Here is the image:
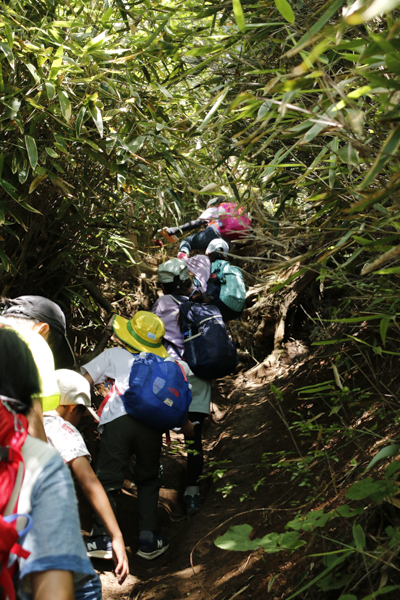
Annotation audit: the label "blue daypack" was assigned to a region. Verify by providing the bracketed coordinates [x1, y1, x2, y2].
[210, 259, 246, 315]
[121, 353, 192, 430]
[172, 297, 238, 380]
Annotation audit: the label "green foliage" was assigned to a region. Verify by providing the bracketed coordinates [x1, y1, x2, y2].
[214, 524, 306, 552]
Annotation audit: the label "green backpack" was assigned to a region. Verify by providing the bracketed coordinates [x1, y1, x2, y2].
[210, 259, 246, 314]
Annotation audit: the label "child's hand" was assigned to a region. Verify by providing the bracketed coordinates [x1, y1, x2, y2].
[180, 418, 195, 437]
[112, 536, 129, 584]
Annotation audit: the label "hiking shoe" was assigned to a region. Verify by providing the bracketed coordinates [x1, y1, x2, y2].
[85, 535, 113, 559]
[137, 534, 169, 560]
[184, 493, 201, 516]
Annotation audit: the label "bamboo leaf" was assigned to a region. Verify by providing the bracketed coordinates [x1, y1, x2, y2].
[58, 90, 72, 123]
[25, 136, 38, 170]
[0, 42, 15, 70]
[288, 0, 346, 56]
[199, 87, 229, 131]
[275, 0, 295, 23]
[380, 315, 391, 344]
[29, 174, 48, 194]
[49, 45, 63, 80]
[360, 586, 400, 600]
[352, 523, 365, 551]
[359, 126, 400, 190]
[366, 445, 400, 471]
[0, 248, 10, 272]
[45, 147, 59, 158]
[232, 0, 246, 33]
[45, 82, 56, 100]
[0, 178, 19, 201]
[76, 107, 86, 138]
[18, 163, 29, 184]
[19, 201, 42, 214]
[89, 104, 103, 137]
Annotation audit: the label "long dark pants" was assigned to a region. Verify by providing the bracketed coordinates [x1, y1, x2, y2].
[179, 226, 222, 255]
[184, 412, 207, 487]
[92, 414, 162, 535]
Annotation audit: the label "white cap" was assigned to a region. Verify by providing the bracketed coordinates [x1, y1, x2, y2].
[205, 238, 230, 256]
[55, 369, 99, 422]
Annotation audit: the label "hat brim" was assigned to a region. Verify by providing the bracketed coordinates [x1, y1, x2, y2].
[112, 315, 169, 358]
[52, 333, 76, 370]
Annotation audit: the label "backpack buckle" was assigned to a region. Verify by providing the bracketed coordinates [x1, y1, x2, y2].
[0, 446, 15, 463]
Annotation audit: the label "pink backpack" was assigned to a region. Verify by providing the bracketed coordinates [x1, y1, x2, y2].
[212, 203, 251, 240]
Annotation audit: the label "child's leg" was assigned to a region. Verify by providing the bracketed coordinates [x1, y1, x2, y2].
[91, 414, 137, 536]
[131, 421, 163, 532]
[185, 412, 207, 486]
[179, 227, 221, 256]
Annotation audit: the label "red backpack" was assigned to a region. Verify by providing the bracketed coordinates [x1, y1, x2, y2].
[0, 399, 31, 600]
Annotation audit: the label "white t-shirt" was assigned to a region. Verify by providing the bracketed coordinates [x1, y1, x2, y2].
[81, 347, 138, 431]
[43, 411, 91, 464]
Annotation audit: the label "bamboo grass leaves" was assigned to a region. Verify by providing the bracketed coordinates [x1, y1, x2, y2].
[275, 0, 295, 23]
[1, 0, 400, 296]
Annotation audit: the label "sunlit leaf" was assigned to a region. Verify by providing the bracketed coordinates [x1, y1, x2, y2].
[89, 104, 103, 137]
[49, 45, 63, 80]
[275, 0, 295, 24]
[45, 82, 56, 100]
[232, 0, 246, 33]
[58, 90, 72, 123]
[25, 136, 38, 170]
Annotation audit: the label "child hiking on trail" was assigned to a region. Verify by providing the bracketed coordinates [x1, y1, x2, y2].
[43, 369, 128, 582]
[152, 259, 213, 516]
[0, 325, 101, 600]
[81, 311, 190, 560]
[205, 238, 247, 321]
[1, 295, 75, 442]
[160, 199, 251, 258]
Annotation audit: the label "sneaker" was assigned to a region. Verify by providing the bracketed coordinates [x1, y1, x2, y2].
[184, 493, 201, 516]
[85, 535, 113, 559]
[137, 534, 169, 560]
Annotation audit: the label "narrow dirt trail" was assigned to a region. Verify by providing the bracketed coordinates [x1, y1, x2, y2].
[80, 349, 319, 600]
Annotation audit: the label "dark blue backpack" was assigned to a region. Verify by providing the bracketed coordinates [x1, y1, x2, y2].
[121, 353, 192, 430]
[172, 297, 238, 380]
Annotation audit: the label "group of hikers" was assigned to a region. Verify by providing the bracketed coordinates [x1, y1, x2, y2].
[0, 199, 251, 600]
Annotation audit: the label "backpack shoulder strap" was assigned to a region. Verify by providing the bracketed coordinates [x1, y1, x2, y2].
[170, 294, 189, 306]
[170, 295, 182, 306]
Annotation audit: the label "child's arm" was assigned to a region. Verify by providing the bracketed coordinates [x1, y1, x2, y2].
[164, 218, 203, 236]
[70, 456, 129, 584]
[82, 372, 94, 385]
[31, 570, 74, 600]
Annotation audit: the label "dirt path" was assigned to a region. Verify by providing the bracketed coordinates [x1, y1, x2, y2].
[78, 339, 400, 600]
[78, 348, 319, 600]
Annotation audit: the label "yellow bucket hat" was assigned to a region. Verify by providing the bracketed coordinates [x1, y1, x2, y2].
[112, 311, 169, 358]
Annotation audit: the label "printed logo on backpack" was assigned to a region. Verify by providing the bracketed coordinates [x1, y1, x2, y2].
[120, 353, 192, 430]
